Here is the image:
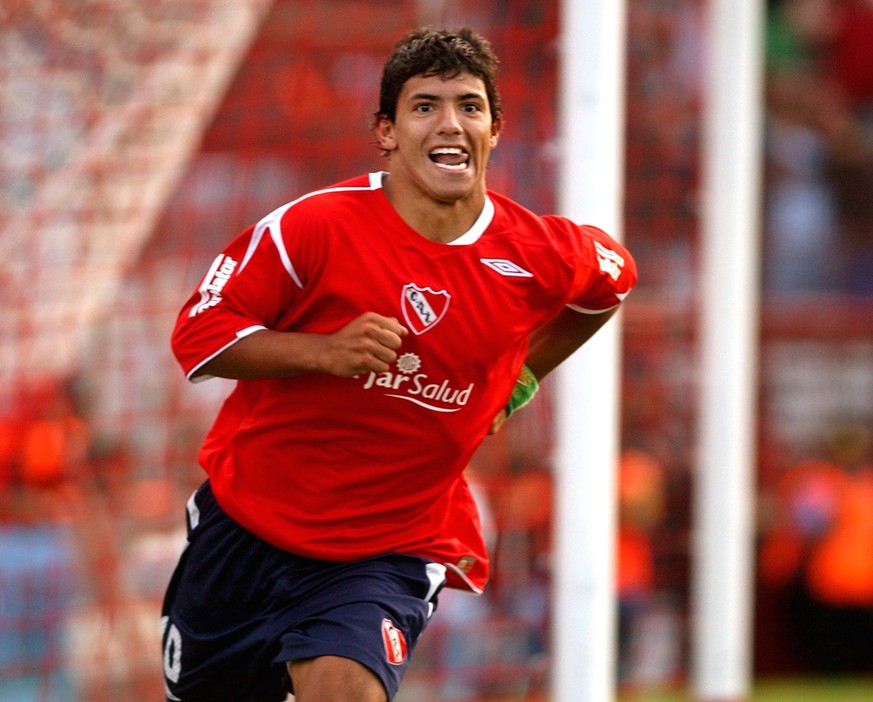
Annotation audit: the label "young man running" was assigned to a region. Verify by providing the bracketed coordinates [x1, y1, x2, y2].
[162, 26, 637, 702]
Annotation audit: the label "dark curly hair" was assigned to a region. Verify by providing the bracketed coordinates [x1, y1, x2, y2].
[375, 27, 503, 124]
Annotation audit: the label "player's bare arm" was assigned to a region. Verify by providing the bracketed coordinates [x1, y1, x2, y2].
[488, 306, 619, 434]
[195, 312, 408, 380]
[524, 306, 619, 381]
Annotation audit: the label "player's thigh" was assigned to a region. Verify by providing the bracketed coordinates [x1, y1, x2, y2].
[288, 655, 387, 702]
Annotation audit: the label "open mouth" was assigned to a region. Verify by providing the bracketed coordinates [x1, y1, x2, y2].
[429, 147, 469, 171]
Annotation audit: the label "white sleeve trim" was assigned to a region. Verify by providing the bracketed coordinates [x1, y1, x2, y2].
[566, 302, 620, 314]
[186, 325, 267, 382]
[567, 289, 631, 314]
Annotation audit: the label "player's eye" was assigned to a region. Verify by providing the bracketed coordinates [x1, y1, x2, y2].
[415, 103, 434, 113]
[460, 103, 480, 113]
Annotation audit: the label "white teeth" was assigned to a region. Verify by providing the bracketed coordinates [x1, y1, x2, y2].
[429, 147, 469, 170]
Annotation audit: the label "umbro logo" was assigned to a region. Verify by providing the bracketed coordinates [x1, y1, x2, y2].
[480, 258, 533, 278]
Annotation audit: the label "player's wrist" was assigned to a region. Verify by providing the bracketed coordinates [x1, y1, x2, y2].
[505, 364, 538, 418]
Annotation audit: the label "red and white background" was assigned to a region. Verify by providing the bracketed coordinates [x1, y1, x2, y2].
[2, 1, 872, 700]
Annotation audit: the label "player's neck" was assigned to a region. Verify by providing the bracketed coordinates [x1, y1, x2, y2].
[382, 175, 487, 244]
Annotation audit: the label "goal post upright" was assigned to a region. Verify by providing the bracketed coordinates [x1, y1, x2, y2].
[691, 0, 765, 699]
[553, 1, 627, 700]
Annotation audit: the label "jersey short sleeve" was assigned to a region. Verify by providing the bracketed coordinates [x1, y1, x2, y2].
[171, 210, 306, 380]
[542, 215, 637, 313]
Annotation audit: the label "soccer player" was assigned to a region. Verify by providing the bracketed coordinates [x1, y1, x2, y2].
[162, 26, 637, 702]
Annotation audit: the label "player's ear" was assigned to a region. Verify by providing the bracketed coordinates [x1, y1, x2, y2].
[490, 115, 504, 148]
[375, 115, 398, 152]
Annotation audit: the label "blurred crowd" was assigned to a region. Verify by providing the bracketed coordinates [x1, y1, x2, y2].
[0, 379, 187, 700]
[764, 0, 873, 294]
[758, 423, 873, 674]
[753, 0, 873, 676]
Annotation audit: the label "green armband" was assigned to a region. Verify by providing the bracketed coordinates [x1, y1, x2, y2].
[505, 364, 539, 418]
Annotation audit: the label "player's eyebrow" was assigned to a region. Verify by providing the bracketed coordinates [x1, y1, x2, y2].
[408, 91, 486, 103]
[409, 92, 440, 102]
[456, 92, 486, 103]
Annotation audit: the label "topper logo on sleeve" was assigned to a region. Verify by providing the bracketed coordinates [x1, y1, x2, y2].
[401, 283, 450, 334]
[189, 254, 238, 316]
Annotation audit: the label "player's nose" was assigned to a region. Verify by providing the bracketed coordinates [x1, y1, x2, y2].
[436, 106, 462, 135]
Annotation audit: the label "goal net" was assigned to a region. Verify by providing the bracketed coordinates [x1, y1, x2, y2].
[1, 0, 271, 393]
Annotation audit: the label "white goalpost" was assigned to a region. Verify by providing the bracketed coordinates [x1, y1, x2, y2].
[554, 0, 764, 700]
[691, 0, 764, 700]
[553, 1, 627, 700]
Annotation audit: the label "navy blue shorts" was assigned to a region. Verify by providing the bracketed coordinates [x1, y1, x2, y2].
[160, 482, 446, 702]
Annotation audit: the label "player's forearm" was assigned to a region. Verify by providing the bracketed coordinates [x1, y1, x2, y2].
[194, 329, 330, 380]
[524, 306, 618, 380]
[193, 312, 408, 381]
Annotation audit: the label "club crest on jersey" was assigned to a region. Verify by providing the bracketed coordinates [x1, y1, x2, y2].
[401, 283, 450, 335]
[382, 619, 408, 666]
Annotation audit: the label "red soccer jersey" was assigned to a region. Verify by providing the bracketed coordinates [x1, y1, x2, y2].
[172, 172, 637, 591]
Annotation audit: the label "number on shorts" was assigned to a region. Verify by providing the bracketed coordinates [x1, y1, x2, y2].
[161, 616, 182, 683]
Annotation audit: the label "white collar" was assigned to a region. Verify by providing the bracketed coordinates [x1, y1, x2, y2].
[371, 171, 493, 245]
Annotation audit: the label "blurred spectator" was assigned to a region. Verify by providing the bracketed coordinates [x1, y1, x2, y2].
[18, 389, 89, 494]
[410, 466, 550, 700]
[764, 0, 873, 294]
[0, 380, 87, 701]
[498, 466, 552, 664]
[764, 0, 839, 292]
[617, 450, 665, 599]
[0, 380, 90, 522]
[615, 448, 679, 691]
[816, 1, 873, 295]
[759, 422, 873, 674]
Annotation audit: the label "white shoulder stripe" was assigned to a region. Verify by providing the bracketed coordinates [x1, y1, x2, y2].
[237, 174, 385, 285]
